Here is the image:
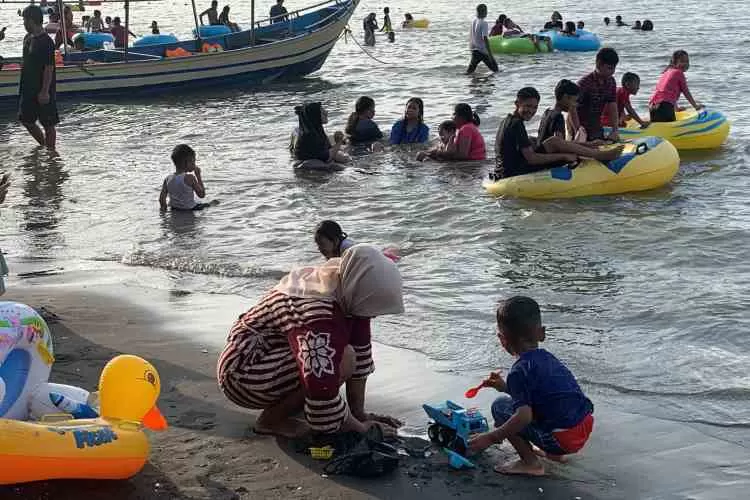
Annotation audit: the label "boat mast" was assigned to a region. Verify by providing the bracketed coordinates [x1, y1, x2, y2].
[250, 0, 254, 46]
[189, 0, 201, 49]
[124, 0, 129, 60]
[56, 0, 67, 57]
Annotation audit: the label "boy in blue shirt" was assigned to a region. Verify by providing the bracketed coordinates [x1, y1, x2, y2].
[468, 296, 594, 476]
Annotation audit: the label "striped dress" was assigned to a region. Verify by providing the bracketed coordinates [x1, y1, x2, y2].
[217, 290, 374, 433]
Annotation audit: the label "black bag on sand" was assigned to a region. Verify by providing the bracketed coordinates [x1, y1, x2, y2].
[295, 426, 401, 478]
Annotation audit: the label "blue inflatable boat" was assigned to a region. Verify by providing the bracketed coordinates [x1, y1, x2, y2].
[193, 25, 232, 37]
[72, 32, 115, 50]
[133, 34, 179, 47]
[538, 29, 601, 52]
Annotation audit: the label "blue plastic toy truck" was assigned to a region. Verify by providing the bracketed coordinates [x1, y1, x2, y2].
[422, 400, 489, 466]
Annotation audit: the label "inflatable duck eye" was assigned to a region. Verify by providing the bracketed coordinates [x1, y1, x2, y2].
[144, 371, 156, 386]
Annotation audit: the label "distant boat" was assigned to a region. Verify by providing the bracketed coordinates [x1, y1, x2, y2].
[0, 0, 358, 105]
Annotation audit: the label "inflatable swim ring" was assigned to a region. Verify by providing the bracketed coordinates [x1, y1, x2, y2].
[72, 32, 115, 50]
[482, 137, 679, 199]
[404, 19, 429, 29]
[0, 302, 54, 420]
[0, 302, 96, 421]
[538, 29, 601, 52]
[194, 25, 232, 37]
[610, 109, 730, 151]
[133, 34, 179, 47]
[489, 35, 551, 55]
[0, 354, 167, 485]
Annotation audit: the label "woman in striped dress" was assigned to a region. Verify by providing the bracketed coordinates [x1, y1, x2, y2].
[217, 244, 404, 438]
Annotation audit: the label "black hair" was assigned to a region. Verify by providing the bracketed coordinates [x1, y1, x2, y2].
[476, 4, 487, 18]
[603, 17, 610, 24]
[577, 20, 584, 28]
[113, 16, 122, 24]
[315, 220, 347, 244]
[345, 96, 376, 136]
[171, 144, 195, 166]
[641, 19, 653, 31]
[564, 21, 576, 33]
[22, 5, 43, 25]
[551, 11, 562, 20]
[554, 79, 579, 100]
[497, 14, 507, 25]
[615, 15, 622, 21]
[596, 47, 619, 66]
[405, 13, 413, 20]
[438, 120, 456, 133]
[403, 97, 424, 123]
[622, 72, 640, 86]
[454, 103, 480, 126]
[496, 296, 542, 344]
[93, 9, 101, 16]
[516, 86, 541, 102]
[664, 49, 688, 72]
[384, 7, 389, 14]
[211, 0, 218, 6]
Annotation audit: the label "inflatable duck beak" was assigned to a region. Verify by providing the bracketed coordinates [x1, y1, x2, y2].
[142, 405, 168, 431]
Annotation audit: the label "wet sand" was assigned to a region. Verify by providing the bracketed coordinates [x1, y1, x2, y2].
[1, 267, 748, 499]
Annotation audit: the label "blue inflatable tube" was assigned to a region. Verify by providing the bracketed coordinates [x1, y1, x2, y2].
[538, 29, 601, 52]
[72, 32, 115, 50]
[133, 34, 179, 47]
[193, 25, 232, 37]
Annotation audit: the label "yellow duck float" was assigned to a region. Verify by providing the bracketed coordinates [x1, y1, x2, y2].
[0, 354, 167, 485]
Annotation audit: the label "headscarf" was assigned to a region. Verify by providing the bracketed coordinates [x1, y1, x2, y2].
[274, 244, 404, 317]
[294, 102, 330, 161]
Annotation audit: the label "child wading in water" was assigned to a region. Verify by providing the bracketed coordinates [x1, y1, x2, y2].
[315, 220, 399, 262]
[648, 50, 703, 122]
[159, 144, 214, 211]
[416, 120, 456, 161]
[468, 296, 594, 476]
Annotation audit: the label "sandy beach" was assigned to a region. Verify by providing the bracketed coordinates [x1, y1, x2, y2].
[0, 264, 748, 500]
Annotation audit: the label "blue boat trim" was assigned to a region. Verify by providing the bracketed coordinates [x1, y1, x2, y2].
[606, 153, 635, 174]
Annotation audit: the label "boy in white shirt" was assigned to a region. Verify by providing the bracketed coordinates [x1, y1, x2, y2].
[467, 4, 498, 74]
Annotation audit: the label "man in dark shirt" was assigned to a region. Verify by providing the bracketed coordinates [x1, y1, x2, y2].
[571, 47, 620, 141]
[494, 87, 577, 179]
[19, 6, 59, 149]
[270, 0, 289, 23]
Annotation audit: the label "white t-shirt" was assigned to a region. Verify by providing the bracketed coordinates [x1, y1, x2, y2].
[470, 17, 489, 53]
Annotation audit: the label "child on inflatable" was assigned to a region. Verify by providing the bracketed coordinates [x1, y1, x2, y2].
[492, 85, 622, 179]
[648, 50, 703, 122]
[602, 72, 648, 128]
[467, 296, 594, 476]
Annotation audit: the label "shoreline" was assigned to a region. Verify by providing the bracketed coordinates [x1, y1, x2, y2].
[1, 265, 749, 498]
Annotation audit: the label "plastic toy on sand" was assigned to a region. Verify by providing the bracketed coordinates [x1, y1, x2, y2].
[423, 400, 489, 468]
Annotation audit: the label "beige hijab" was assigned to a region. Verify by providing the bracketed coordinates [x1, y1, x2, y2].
[274, 244, 404, 317]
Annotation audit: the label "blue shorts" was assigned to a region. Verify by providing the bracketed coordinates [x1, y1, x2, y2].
[491, 395, 567, 456]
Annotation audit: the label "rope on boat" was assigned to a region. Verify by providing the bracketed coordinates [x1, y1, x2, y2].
[342, 26, 389, 65]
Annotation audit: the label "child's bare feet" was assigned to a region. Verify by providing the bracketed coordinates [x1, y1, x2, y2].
[495, 458, 546, 476]
[533, 448, 569, 463]
[596, 145, 624, 161]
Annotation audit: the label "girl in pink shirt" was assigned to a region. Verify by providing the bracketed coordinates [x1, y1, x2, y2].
[649, 50, 703, 122]
[433, 103, 486, 161]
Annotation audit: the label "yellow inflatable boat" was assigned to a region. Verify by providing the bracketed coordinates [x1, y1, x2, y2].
[404, 18, 430, 28]
[0, 355, 167, 485]
[614, 109, 729, 150]
[482, 137, 679, 199]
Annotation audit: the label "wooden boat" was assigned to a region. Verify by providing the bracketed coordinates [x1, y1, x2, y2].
[0, 0, 358, 104]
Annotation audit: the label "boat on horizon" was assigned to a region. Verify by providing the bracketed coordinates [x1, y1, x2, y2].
[0, 0, 359, 106]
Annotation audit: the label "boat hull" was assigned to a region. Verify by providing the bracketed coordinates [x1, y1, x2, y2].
[0, 0, 356, 104]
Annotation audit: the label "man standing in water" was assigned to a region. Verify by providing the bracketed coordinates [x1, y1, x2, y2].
[19, 5, 59, 149]
[270, 0, 289, 23]
[467, 4, 498, 74]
